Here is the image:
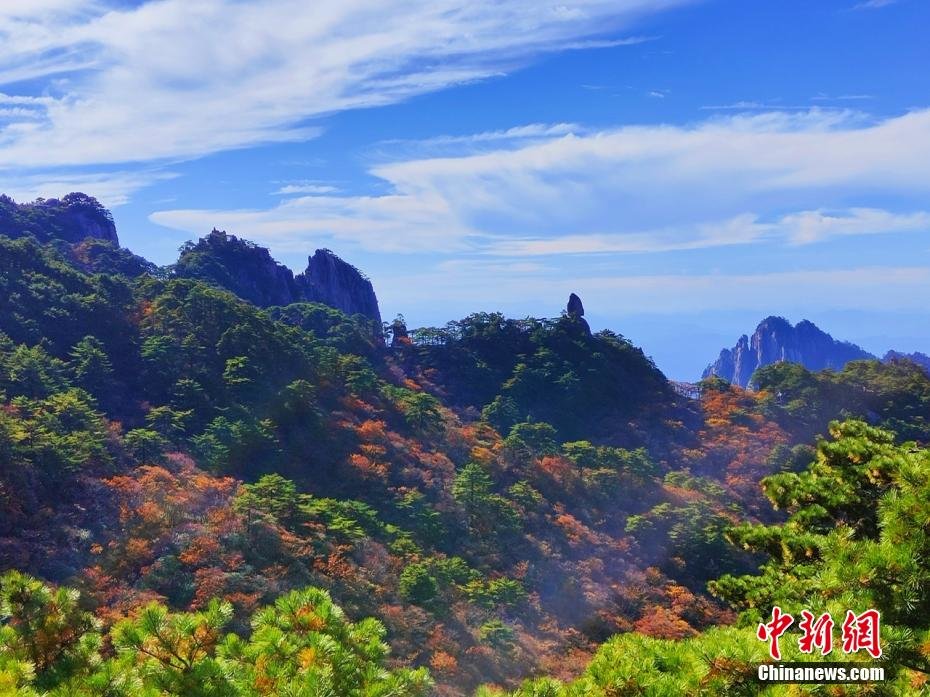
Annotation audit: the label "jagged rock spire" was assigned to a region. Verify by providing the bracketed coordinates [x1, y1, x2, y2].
[567, 292, 585, 318]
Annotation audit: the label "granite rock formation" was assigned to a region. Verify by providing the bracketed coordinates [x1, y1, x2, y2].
[0, 193, 119, 245]
[173, 230, 383, 326]
[566, 292, 591, 334]
[295, 249, 383, 327]
[704, 316, 875, 388]
[174, 229, 298, 307]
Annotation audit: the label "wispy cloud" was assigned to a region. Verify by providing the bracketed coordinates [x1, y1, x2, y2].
[273, 182, 339, 196]
[779, 208, 930, 244]
[559, 35, 657, 50]
[481, 209, 930, 255]
[811, 92, 875, 101]
[0, 169, 177, 207]
[853, 0, 898, 9]
[151, 109, 930, 257]
[701, 101, 825, 111]
[380, 123, 582, 149]
[0, 0, 694, 173]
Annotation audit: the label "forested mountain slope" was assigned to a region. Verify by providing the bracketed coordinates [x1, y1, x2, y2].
[2, 194, 930, 695]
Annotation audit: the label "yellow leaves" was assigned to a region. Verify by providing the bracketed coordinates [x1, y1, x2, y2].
[295, 606, 326, 632]
[298, 647, 317, 670]
[469, 445, 496, 465]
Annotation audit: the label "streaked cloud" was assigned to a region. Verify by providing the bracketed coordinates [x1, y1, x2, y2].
[152, 109, 930, 256]
[273, 182, 339, 196]
[853, 0, 899, 9]
[0, 169, 177, 207]
[0, 0, 694, 171]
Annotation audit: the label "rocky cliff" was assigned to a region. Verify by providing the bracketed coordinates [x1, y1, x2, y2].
[0, 192, 119, 245]
[295, 249, 382, 327]
[704, 316, 875, 387]
[174, 229, 299, 306]
[174, 230, 383, 326]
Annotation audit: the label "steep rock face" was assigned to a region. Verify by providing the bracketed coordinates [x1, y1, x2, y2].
[173, 232, 383, 328]
[0, 193, 118, 245]
[704, 316, 875, 387]
[174, 229, 298, 307]
[295, 249, 383, 326]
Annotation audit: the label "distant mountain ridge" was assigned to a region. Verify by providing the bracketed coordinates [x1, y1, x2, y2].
[704, 316, 875, 387]
[883, 350, 930, 371]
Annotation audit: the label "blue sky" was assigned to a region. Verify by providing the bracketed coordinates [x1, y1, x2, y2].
[1, 0, 929, 380]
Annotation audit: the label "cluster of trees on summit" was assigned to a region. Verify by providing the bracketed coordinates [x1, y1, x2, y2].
[2, 200, 930, 695]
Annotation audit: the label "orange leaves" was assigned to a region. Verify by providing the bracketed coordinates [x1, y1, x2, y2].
[312, 545, 354, 580]
[633, 606, 697, 639]
[429, 650, 459, 675]
[349, 453, 388, 479]
[551, 506, 600, 547]
[123, 537, 153, 567]
[537, 455, 574, 481]
[191, 567, 226, 609]
[357, 419, 388, 442]
[179, 536, 221, 566]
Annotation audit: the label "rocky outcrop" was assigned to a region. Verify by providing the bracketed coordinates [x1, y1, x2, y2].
[174, 229, 299, 307]
[567, 293, 585, 318]
[173, 230, 383, 328]
[390, 316, 410, 348]
[565, 292, 591, 334]
[884, 350, 930, 372]
[704, 316, 875, 387]
[0, 192, 118, 245]
[295, 249, 382, 327]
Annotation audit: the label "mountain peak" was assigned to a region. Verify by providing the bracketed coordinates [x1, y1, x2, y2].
[173, 231, 382, 327]
[703, 317, 875, 387]
[296, 248, 383, 327]
[175, 229, 298, 306]
[0, 192, 118, 246]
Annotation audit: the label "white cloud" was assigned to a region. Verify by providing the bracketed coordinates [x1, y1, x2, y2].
[701, 101, 823, 110]
[0, 0, 693, 170]
[151, 109, 930, 256]
[151, 189, 474, 254]
[486, 208, 930, 255]
[273, 182, 339, 196]
[484, 214, 768, 255]
[380, 123, 582, 150]
[779, 208, 930, 245]
[0, 169, 176, 207]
